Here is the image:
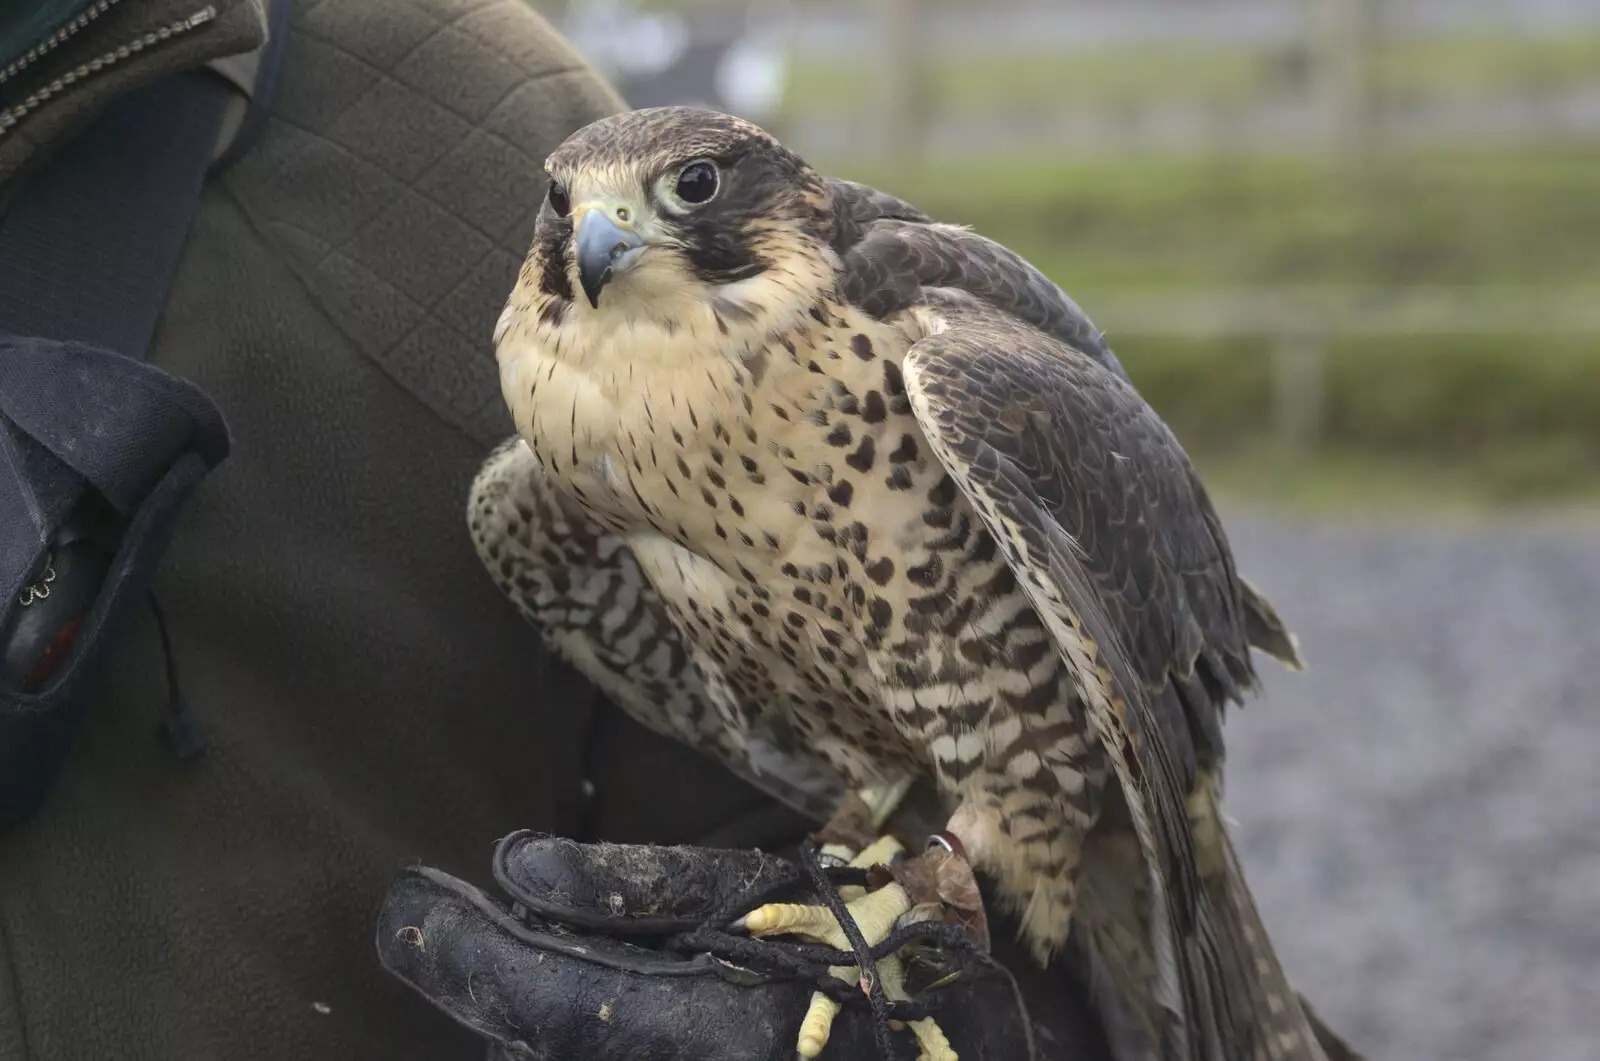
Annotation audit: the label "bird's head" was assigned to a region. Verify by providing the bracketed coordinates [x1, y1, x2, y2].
[514, 107, 838, 334]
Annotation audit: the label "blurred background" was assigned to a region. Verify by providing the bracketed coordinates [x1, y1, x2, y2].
[532, 2, 1598, 1059]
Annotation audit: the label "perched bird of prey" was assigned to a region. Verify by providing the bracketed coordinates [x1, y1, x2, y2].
[471, 105, 1347, 1061]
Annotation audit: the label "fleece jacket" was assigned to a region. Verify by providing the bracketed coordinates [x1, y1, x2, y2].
[0, 2, 810, 1057]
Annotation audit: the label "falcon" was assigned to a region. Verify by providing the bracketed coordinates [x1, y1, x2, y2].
[473, 105, 1345, 1061]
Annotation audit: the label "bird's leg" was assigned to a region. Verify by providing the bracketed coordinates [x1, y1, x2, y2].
[860, 776, 917, 831]
[941, 800, 1003, 873]
[735, 834, 958, 1061]
[812, 777, 917, 860]
[944, 775, 1097, 968]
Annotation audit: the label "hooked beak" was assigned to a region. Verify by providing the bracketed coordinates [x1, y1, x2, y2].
[575, 206, 646, 308]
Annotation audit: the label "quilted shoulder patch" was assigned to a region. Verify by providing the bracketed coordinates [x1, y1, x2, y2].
[224, 0, 626, 443]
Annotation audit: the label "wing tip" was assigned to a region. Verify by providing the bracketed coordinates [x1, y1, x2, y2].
[1238, 576, 1307, 673]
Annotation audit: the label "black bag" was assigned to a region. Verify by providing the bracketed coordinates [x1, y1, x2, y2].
[0, 0, 291, 832]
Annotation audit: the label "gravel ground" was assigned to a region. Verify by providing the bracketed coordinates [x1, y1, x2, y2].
[1216, 511, 1600, 1061]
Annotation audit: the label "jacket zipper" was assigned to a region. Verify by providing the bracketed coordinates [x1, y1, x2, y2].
[0, 4, 217, 137]
[0, 0, 125, 88]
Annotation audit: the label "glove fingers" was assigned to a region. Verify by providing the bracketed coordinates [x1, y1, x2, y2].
[378, 865, 828, 1061]
[378, 857, 1078, 1061]
[493, 830, 801, 935]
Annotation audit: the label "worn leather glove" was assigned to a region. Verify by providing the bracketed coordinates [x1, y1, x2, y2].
[376, 830, 1113, 1061]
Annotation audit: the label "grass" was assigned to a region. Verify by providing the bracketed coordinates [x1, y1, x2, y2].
[1194, 448, 1600, 521]
[815, 148, 1600, 290]
[806, 146, 1600, 507]
[1379, 32, 1600, 99]
[1126, 335, 1600, 506]
[778, 33, 1600, 119]
[782, 47, 1266, 116]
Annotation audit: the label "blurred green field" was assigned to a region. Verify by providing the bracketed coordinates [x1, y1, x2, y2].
[828, 149, 1600, 288]
[813, 147, 1600, 506]
[778, 33, 1600, 117]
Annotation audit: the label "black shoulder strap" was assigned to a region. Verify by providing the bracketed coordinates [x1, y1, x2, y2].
[0, 67, 234, 354]
[0, 0, 294, 347]
[0, 0, 291, 829]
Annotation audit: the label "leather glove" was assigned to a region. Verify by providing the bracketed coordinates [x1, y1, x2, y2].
[375, 830, 1113, 1060]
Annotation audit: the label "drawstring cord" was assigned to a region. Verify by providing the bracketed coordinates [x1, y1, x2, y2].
[148, 591, 204, 761]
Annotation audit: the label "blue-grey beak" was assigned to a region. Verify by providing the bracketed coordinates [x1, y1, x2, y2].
[576, 209, 645, 308]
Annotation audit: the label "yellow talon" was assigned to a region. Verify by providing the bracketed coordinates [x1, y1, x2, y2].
[837, 835, 904, 901]
[797, 991, 841, 1057]
[739, 882, 911, 951]
[819, 840, 865, 902]
[908, 1015, 958, 1061]
[740, 901, 841, 940]
[879, 955, 958, 1061]
[741, 832, 955, 1060]
[850, 834, 905, 870]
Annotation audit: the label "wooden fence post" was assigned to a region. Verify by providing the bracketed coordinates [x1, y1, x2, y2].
[1315, 0, 1378, 168]
[1273, 332, 1328, 455]
[877, 0, 925, 168]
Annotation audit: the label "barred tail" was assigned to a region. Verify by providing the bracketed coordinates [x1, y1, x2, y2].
[1189, 779, 1362, 1061]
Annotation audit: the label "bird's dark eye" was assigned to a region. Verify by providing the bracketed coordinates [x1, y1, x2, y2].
[546, 178, 570, 217]
[674, 161, 719, 206]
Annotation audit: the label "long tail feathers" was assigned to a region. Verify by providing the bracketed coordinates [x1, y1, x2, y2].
[1299, 992, 1369, 1061]
[1073, 821, 1176, 1061]
[1053, 779, 1363, 1061]
[1188, 779, 1349, 1061]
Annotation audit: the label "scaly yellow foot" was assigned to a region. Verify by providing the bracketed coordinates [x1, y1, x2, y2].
[735, 836, 958, 1061]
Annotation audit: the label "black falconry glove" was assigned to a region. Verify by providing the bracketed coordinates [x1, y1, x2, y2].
[375, 830, 1118, 1061]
